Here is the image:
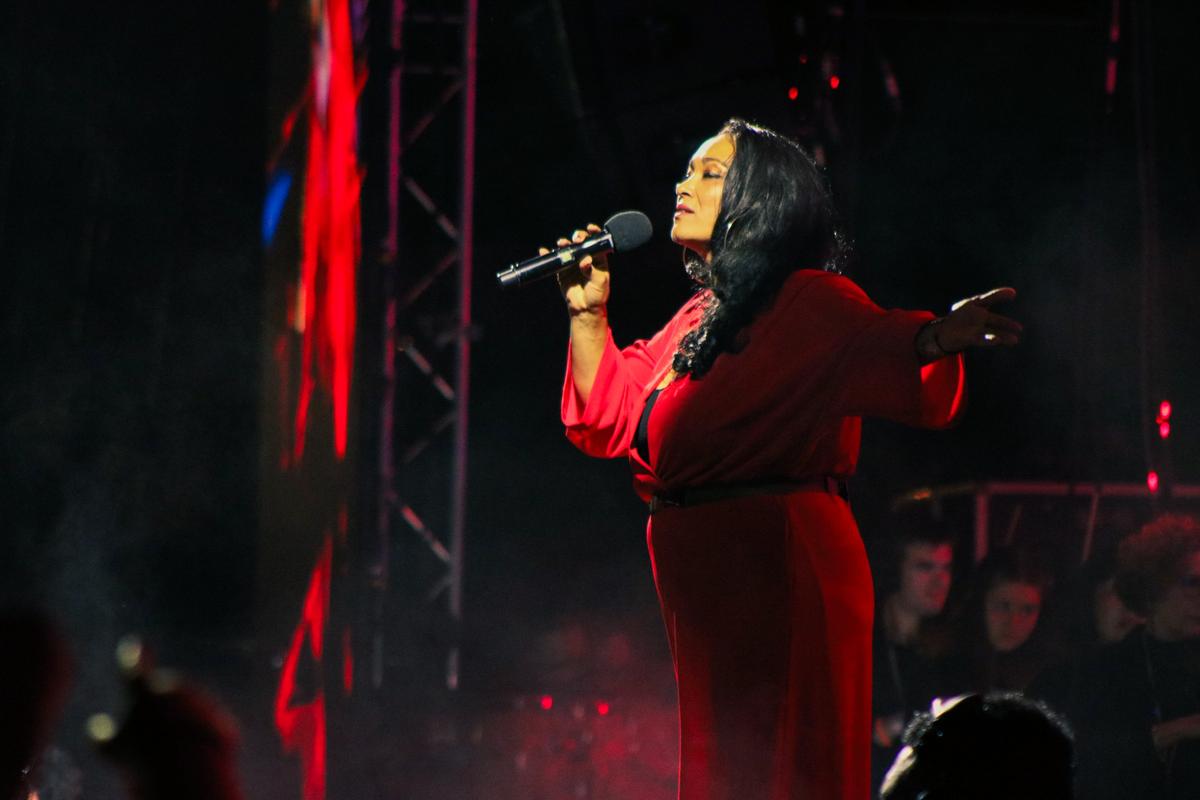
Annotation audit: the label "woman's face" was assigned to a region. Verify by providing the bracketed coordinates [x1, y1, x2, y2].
[1093, 577, 1142, 644]
[984, 580, 1042, 653]
[671, 133, 734, 260]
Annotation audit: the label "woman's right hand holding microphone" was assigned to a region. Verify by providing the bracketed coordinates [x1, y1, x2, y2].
[553, 223, 612, 404]
[548, 223, 610, 316]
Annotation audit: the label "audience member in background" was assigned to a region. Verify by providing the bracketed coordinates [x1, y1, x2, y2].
[0, 609, 72, 800]
[1059, 544, 1144, 650]
[91, 638, 245, 800]
[1029, 545, 1144, 709]
[943, 547, 1054, 693]
[879, 691, 1074, 800]
[870, 518, 956, 791]
[1063, 514, 1200, 800]
[1094, 573, 1145, 643]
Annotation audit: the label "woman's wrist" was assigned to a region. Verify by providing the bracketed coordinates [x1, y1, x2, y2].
[569, 303, 608, 321]
[915, 318, 950, 364]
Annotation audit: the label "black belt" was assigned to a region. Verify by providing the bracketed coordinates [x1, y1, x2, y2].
[649, 477, 849, 514]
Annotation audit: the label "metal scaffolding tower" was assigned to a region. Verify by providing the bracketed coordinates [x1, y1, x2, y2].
[371, 0, 477, 692]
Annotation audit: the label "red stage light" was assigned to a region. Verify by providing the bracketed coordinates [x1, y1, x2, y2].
[1159, 400, 1172, 420]
[787, 86, 799, 101]
[829, 75, 841, 90]
[540, 694, 554, 710]
[1160, 422, 1171, 439]
[1147, 471, 1160, 493]
[596, 701, 611, 716]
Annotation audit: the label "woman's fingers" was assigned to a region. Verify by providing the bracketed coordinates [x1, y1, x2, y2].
[979, 332, 1020, 346]
[975, 286, 1017, 306]
[939, 298, 1022, 351]
[555, 223, 608, 288]
[951, 286, 1016, 312]
[985, 312, 1023, 335]
[942, 287, 1022, 351]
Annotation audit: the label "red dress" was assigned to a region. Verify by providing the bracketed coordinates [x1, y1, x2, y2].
[561, 269, 965, 800]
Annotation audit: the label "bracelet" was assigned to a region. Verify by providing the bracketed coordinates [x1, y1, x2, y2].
[915, 318, 949, 363]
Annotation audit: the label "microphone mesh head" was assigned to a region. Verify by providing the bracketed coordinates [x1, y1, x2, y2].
[604, 210, 653, 253]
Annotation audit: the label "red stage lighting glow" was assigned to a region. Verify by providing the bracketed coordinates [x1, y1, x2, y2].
[540, 694, 554, 710]
[1147, 471, 1160, 493]
[292, 0, 362, 464]
[273, 0, 362, 797]
[1160, 422, 1171, 440]
[787, 86, 799, 101]
[829, 75, 841, 90]
[596, 701, 611, 716]
[1159, 400, 1172, 420]
[274, 537, 332, 800]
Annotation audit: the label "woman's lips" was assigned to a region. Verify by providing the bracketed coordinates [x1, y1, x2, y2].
[673, 205, 693, 218]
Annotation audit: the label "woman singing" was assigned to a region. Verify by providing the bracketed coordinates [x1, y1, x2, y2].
[548, 119, 1020, 800]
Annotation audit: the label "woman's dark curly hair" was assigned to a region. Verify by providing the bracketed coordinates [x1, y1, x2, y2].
[673, 118, 844, 379]
[1114, 513, 1200, 616]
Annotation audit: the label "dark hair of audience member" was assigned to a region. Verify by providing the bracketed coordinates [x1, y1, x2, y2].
[1114, 513, 1200, 618]
[880, 692, 1075, 800]
[96, 669, 245, 800]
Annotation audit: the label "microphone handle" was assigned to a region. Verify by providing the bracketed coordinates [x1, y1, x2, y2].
[497, 232, 614, 288]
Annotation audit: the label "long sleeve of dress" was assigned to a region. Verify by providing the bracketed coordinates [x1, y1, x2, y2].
[561, 293, 707, 460]
[561, 328, 663, 459]
[792, 273, 965, 428]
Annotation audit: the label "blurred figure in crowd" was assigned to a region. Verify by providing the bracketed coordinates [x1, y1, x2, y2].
[0, 609, 72, 800]
[870, 515, 956, 790]
[1054, 543, 1144, 651]
[91, 638, 245, 800]
[879, 692, 1074, 800]
[1094, 573, 1144, 644]
[1063, 514, 1200, 800]
[944, 547, 1054, 693]
[1029, 544, 1143, 709]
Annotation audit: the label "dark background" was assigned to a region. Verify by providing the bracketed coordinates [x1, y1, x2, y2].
[2, 0, 1198, 797]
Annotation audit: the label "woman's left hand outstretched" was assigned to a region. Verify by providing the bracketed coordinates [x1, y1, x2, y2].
[936, 287, 1022, 352]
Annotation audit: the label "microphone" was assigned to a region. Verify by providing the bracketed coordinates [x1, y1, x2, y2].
[496, 210, 653, 288]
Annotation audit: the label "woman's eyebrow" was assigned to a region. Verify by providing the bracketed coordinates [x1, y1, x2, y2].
[701, 156, 731, 167]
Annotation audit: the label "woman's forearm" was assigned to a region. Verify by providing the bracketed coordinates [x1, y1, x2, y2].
[569, 308, 609, 406]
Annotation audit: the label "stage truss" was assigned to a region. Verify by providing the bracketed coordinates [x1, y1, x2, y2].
[369, 0, 478, 693]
